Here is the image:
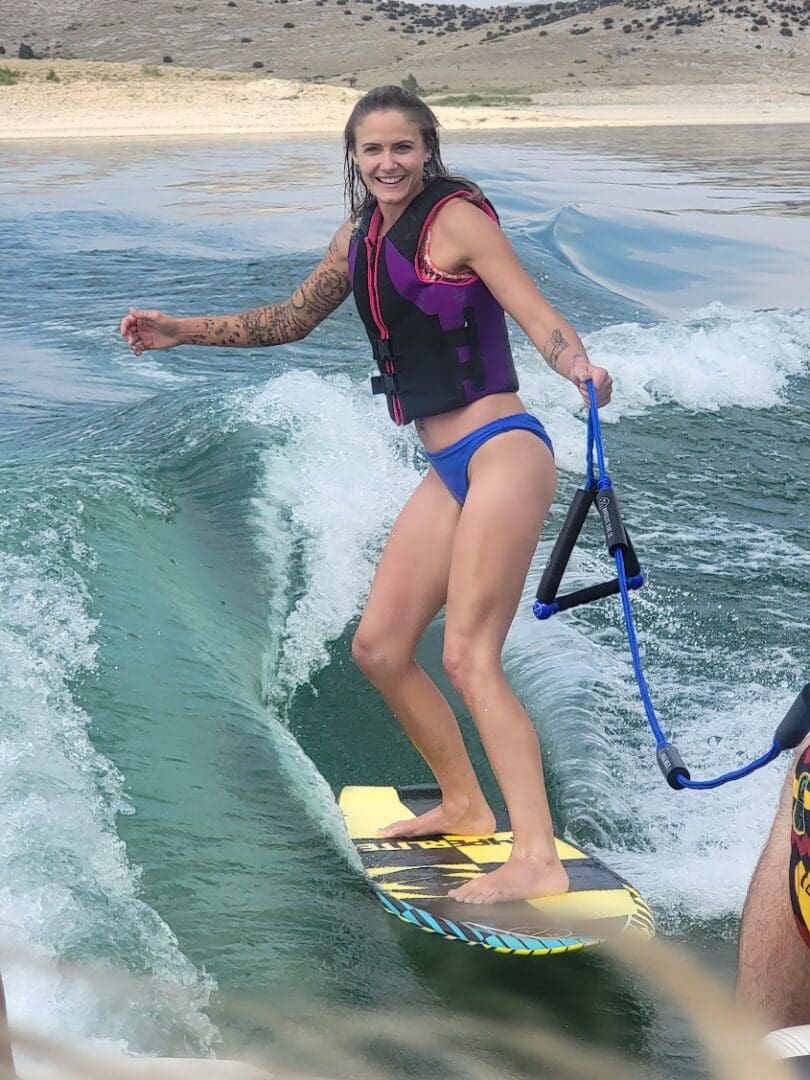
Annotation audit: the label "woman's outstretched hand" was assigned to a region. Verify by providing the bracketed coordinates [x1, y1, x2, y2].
[569, 360, 613, 408]
[120, 308, 182, 356]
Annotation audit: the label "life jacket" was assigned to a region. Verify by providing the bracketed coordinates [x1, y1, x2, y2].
[348, 177, 519, 426]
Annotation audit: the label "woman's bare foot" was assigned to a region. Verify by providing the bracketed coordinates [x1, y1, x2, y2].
[448, 852, 569, 904]
[380, 799, 496, 839]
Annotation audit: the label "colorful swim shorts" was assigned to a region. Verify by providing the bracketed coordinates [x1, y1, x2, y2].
[790, 744, 810, 947]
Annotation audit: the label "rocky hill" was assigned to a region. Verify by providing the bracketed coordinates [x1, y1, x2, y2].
[2, 0, 809, 93]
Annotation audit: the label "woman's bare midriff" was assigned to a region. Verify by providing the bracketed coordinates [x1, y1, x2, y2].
[415, 391, 528, 454]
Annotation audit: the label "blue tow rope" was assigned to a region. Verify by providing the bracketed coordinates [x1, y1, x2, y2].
[534, 380, 810, 791]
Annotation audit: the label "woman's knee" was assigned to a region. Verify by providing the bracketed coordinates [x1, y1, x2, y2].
[443, 637, 501, 704]
[351, 625, 414, 684]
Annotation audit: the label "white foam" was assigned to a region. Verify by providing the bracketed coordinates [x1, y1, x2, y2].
[602, 686, 791, 930]
[512, 301, 809, 476]
[584, 302, 810, 414]
[0, 541, 217, 1058]
[244, 370, 421, 708]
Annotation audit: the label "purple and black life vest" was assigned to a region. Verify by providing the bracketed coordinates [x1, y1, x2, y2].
[348, 177, 519, 426]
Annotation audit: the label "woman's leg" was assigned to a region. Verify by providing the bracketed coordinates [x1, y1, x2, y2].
[352, 467, 496, 838]
[441, 428, 568, 903]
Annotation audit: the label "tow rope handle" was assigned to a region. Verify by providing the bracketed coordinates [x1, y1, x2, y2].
[534, 485, 644, 620]
[534, 379, 810, 791]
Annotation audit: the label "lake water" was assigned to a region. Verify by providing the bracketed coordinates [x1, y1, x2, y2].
[0, 123, 808, 1076]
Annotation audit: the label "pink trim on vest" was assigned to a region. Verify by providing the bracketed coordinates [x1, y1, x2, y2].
[414, 191, 495, 287]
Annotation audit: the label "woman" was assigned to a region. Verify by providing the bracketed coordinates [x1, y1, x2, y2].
[120, 85, 612, 905]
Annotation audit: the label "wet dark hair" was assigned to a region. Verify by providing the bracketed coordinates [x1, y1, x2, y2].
[343, 85, 479, 218]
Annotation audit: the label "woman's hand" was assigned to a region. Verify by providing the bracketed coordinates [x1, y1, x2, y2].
[569, 359, 613, 408]
[120, 308, 183, 356]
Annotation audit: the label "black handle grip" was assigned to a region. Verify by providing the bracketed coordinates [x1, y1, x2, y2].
[657, 743, 691, 790]
[536, 488, 594, 603]
[775, 684, 810, 750]
[554, 578, 625, 612]
[595, 487, 629, 555]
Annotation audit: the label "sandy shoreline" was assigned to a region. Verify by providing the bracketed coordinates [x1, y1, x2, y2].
[2, 0, 809, 139]
[1, 59, 809, 140]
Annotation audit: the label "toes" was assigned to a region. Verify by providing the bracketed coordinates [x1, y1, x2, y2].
[453, 892, 485, 904]
[448, 882, 485, 904]
[378, 819, 409, 838]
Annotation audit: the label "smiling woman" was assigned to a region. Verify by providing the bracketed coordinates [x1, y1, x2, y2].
[119, 84, 612, 907]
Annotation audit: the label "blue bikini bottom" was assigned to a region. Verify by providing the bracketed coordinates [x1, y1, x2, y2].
[424, 413, 554, 505]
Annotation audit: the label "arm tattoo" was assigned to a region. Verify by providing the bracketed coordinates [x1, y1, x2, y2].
[187, 316, 245, 347]
[546, 328, 569, 371]
[187, 231, 352, 348]
[237, 264, 351, 347]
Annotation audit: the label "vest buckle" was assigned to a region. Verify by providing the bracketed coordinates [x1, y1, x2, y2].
[372, 337, 396, 365]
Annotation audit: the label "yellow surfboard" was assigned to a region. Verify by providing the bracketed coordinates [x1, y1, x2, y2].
[340, 784, 655, 957]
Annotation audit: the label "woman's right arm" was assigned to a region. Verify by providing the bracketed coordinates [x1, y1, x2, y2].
[120, 221, 353, 355]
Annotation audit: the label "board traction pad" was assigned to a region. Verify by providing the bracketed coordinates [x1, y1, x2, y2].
[340, 784, 656, 956]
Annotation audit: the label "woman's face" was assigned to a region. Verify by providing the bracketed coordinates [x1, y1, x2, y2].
[351, 110, 431, 212]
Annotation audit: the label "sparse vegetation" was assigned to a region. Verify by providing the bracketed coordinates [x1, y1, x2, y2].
[0, 66, 22, 85]
[140, 64, 163, 77]
[401, 73, 423, 95]
[45, 68, 60, 82]
[428, 92, 533, 108]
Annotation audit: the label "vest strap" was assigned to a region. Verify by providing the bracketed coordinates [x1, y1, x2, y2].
[446, 307, 485, 391]
[371, 372, 400, 397]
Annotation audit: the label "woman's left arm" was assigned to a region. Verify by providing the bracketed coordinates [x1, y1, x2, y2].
[434, 200, 612, 406]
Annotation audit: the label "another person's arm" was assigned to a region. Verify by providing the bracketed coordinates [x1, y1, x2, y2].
[736, 740, 810, 1029]
[120, 221, 353, 355]
[430, 200, 612, 406]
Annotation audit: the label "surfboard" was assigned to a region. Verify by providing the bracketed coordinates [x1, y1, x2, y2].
[339, 783, 656, 957]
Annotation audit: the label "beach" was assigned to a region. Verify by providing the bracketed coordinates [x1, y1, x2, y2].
[1, 58, 808, 139]
[1, 0, 810, 138]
